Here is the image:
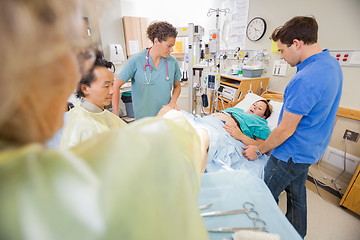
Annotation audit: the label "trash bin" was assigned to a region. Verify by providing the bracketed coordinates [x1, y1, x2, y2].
[121, 91, 134, 118]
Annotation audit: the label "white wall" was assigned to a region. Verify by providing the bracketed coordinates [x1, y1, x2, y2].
[120, 0, 220, 35]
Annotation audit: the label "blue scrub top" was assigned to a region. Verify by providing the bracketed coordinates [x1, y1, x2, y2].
[118, 49, 181, 119]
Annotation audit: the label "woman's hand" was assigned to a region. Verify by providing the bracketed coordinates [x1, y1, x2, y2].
[223, 121, 243, 140]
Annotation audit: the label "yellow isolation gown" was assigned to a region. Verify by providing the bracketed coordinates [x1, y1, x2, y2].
[61, 103, 127, 148]
[0, 117, 208, 240]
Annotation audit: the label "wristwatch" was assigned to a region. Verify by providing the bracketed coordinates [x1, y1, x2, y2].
[255, 146, 263, 157]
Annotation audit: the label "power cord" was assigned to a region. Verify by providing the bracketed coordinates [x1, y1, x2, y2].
[313, 135, 350, 198]
[331, 135, 350, 197]
[315, 161, 333, 188]
[308, 170, 327, 201]
[201, 106, 208, 116]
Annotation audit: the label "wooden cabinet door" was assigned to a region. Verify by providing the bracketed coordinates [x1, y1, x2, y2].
[122, 16, 151, 58]
[340, 164, 360, 215]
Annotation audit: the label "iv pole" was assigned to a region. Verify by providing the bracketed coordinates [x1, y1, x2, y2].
[207, 8, 230, 72]
[207, 8, 230, 113]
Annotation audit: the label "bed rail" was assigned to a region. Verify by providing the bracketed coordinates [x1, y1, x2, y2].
[262, 91, 360, 121]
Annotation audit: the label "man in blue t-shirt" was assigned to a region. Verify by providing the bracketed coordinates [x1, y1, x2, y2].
[242, 16, 343, 238]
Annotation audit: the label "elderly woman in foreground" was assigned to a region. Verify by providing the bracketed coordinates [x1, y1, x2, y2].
[0, 0, 208, 239]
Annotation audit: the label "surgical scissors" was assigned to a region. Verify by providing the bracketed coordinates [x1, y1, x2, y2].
[198, 203, 214, 210]
[200, 202, 258, 219]
[201, 202, 269, 232]
[207, 225, 268, 233]
[207, 218, 268, 233]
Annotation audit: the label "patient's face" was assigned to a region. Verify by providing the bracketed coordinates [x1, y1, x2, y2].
[247, 101, 267, 118]
[83, 66, 114, 109]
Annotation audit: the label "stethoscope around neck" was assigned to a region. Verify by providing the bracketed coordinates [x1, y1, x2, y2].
[143, 47, 169, 85]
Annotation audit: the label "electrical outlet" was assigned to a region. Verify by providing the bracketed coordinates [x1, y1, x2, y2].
[343, 129, 360, 142]
[273, 60, 288, 76]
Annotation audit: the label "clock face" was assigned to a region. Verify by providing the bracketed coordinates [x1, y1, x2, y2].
[246, 17, 267, 41]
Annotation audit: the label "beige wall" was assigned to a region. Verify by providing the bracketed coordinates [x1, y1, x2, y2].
[97, 0, 127, 65]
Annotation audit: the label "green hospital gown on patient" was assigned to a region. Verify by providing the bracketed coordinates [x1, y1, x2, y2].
[0, 118, 208, 240]
[223, 108, 271, 140]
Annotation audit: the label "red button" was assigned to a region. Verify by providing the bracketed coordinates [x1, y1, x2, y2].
[336, 58, 339, 61]
[336, 54, 341, 57]
[344, 54, 349, 57]
[343, 58, 348, 62]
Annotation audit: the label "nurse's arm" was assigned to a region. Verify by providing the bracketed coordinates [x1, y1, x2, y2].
[242, 110, 302, 160]
[168, 81, 181, 110]
[112, 76, 126, 116]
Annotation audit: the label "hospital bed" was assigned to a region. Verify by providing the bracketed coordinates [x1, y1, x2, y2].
[198, 170, 302, 240]
[195, 92, 284, 177]
[197, 92, 302, 239]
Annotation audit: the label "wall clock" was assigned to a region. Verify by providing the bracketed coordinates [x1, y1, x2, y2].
[246, 17, 267, 41]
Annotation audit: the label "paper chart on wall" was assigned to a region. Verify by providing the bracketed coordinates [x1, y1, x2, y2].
[221, 0, 249, 50]
[128, 40, 140, 55]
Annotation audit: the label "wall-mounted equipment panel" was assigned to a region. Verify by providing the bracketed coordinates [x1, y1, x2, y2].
[329, 50, 360, 67]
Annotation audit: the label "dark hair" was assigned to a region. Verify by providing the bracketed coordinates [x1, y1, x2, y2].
[146, 21, 177, 43]
[75, 51, 115, 98]
[257, 100, 272, 119]
[228, 100, 272, 136]
[270, 16, 318, 46]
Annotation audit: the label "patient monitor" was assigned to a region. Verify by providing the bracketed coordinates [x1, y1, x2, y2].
[203, 72, 220, 90]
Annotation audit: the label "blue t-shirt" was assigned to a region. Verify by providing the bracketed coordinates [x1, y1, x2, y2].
[272, 49, 343, 164]
[118, 49, 181, 119]
[223, 108, 271, 140]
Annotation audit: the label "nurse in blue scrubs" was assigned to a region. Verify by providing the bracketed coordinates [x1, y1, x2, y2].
[113, 21, 182, 120]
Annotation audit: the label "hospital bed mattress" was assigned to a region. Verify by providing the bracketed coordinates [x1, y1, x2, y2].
[199, 170, 302, 240]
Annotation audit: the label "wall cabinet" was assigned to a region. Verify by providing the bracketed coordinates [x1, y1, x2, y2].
[122, 16, 152, 58]
[340, 163, 360, 215]
[211, 74, 269, 111]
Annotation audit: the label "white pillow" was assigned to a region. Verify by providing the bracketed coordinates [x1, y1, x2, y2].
[266, 101, 283, 131]
[233, 93, 283, 131]
[233, 92, 265, 111]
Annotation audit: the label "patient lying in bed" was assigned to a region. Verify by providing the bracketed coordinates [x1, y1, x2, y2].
[158, 100, 273, 178]
[216, 100, 272, 146]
